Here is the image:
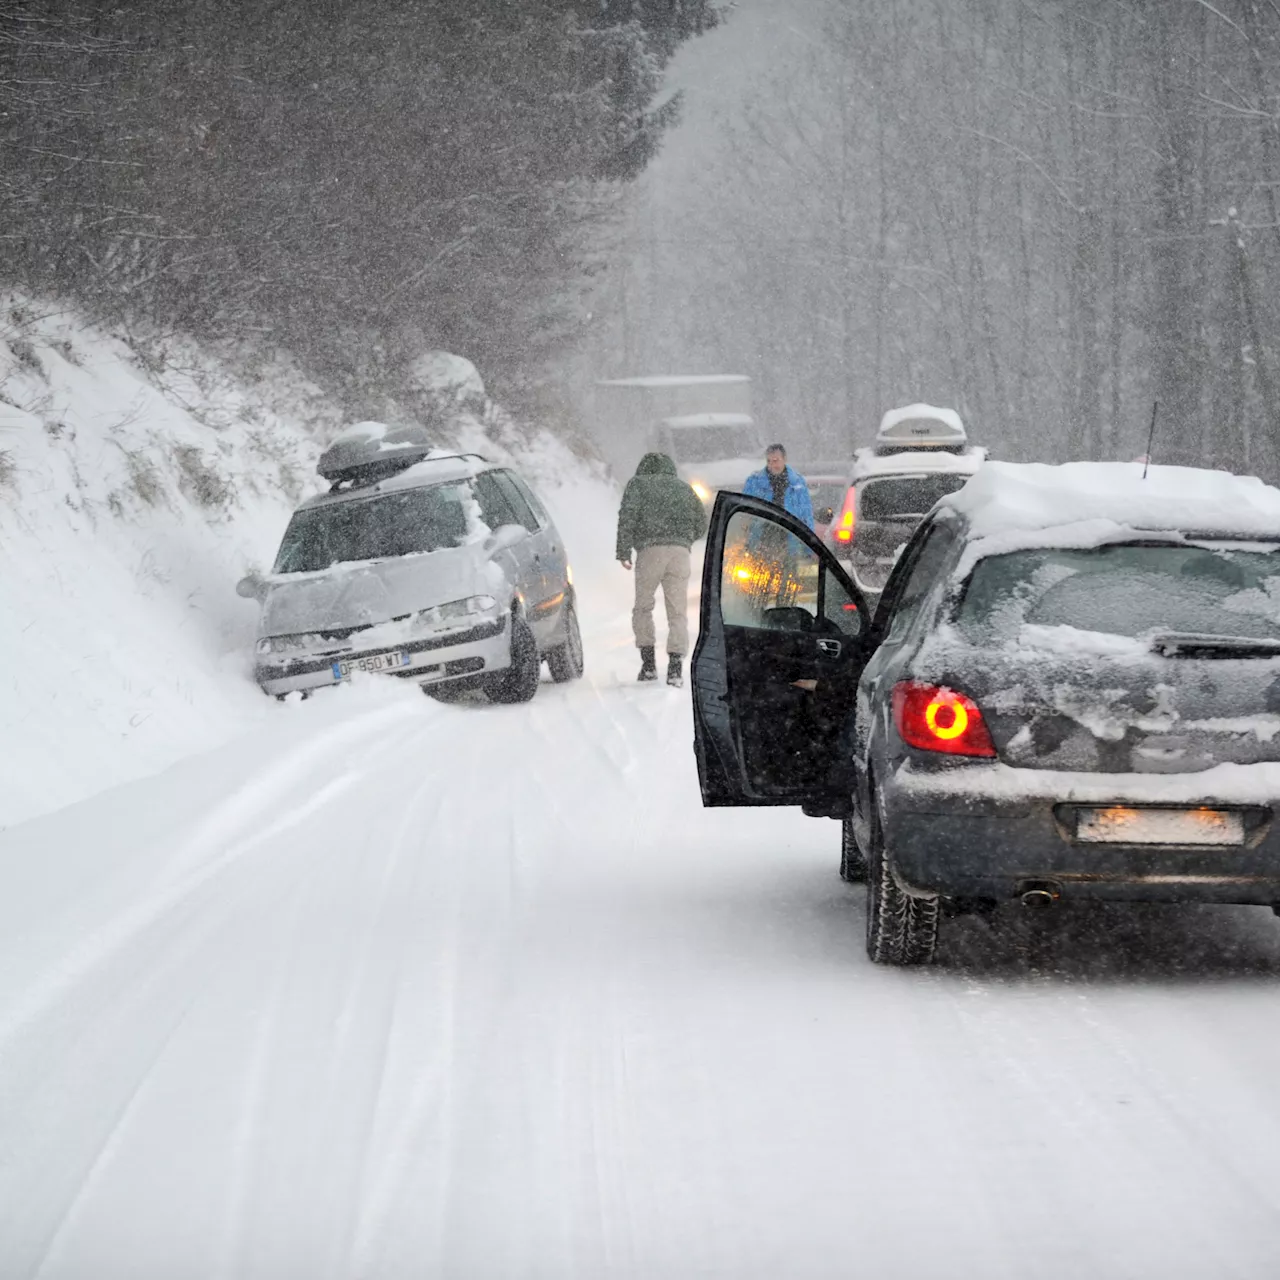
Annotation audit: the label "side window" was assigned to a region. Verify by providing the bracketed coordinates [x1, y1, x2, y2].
[721, 509, 821, 628]
[511, 474, 551, 527]
[472, 472, 519, 531]
[822, 568, 864, 638]
[494, 471, 540, 533]
[883, 526, 954, 644]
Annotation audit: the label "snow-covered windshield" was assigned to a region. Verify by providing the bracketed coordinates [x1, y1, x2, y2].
[958, 543, 1280, 640]
[273, 482, 471, 573]
[858, 473, 969, 520]
[668, 426, 757, 464]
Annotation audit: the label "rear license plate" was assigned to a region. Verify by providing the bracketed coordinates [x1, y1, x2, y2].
[1075, 807, 1245, 846]
[332, 652, 412, 680]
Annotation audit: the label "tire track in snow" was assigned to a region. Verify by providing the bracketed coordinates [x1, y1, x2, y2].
[0, 705, 416, 1055]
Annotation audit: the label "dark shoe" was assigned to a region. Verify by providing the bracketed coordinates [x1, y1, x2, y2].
[667, 654, 683, 687]
[637, 645, 658, 682]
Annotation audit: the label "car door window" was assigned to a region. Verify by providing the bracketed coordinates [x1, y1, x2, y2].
[883, 525, 954, 644]
[494, 471, 541, 533]
[721, 510, 821, 626]
[472, 472, 520, 531]
[720, 510, 862, 638]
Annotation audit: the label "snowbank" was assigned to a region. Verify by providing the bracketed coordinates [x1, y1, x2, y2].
[0, 301, 616, 827]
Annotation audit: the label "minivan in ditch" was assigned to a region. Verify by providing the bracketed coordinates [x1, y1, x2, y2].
[239, 422, 583, 703]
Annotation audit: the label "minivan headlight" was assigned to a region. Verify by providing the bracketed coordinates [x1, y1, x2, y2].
[414, 595, 497, 629]
[258, 633, 322, 655]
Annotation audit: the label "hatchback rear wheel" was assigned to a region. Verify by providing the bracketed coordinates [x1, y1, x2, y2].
[839, 816, 866, 884]
[865, 806, 939, 966]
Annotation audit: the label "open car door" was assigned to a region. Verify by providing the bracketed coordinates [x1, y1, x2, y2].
[692, 491, 871, 808]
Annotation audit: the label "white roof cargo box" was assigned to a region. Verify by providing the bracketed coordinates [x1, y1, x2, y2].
[875, 403, 967, 454]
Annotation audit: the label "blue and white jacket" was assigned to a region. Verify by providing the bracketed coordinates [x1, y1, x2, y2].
[742, 465, 815, 530]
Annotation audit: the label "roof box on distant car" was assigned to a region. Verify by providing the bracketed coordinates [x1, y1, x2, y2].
[317, 421, 433, 486]
[874, 404, 967, 455]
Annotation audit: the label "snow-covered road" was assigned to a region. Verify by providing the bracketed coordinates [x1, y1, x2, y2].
[5, 548, 1280, 1279]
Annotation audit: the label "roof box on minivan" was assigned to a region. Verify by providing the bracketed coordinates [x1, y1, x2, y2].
[317, 421, 434, 486]
[874, 404, 967, 455]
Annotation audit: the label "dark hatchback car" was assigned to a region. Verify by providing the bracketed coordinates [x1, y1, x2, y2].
[692, 461, 1280, 965]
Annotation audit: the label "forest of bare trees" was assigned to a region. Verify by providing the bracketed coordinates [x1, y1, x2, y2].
[606, 1, 1280, 480]
[0, 1, 718, 415]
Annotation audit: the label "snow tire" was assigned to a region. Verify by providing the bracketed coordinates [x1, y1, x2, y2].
[839, 816, 867, 884]
[546, 600, 585, 683]
[486, 615, 540, 704]
[865, 806, 939, 966]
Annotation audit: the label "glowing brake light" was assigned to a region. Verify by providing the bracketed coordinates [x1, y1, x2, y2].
[833, 495, 856, 543]
[892, 682, 996, 758]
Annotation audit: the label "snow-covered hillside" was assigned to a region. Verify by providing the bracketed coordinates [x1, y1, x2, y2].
[0, 299, 613, 827]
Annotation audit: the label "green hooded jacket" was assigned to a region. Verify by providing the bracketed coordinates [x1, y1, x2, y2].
[616, 452, 708, 560]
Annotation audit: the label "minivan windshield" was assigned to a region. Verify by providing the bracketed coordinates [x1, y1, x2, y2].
[958, 542, 1280, 641]
[858, 473, 970, 520]
[272, 481, 472, 573]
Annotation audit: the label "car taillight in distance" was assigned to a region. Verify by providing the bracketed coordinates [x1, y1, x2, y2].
[833, 490, 856, 543]
[892, 682, 996, 758]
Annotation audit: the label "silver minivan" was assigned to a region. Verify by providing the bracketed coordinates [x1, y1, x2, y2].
[239, 424, 583, 703]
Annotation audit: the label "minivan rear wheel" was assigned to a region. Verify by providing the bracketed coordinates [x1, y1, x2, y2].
[486, 615, 540, 704]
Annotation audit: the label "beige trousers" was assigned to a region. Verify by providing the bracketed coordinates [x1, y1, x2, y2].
[632, 544, 691, 654]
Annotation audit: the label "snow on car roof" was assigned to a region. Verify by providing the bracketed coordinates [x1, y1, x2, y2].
[661, 412, 754, 429]
[596, 374, 749, 388]
[299, 450, 491, 510]
[943, 460, 1280, 545]
[851, 445, 986, 481]
[877, 403, 965, 441]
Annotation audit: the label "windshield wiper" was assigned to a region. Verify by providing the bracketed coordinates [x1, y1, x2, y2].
[1151, 632, 1280, 659]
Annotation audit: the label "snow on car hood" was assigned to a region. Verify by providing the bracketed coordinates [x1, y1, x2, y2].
[259, 543, 496, 636]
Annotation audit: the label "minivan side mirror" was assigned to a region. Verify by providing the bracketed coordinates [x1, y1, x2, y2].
[485, 523, 527, 554]
[236, 570, 268, 602]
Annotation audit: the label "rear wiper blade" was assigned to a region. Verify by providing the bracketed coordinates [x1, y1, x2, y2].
[1151, 632, 1280, 658]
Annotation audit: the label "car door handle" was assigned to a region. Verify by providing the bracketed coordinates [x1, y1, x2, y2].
[816, 638, 842, 657]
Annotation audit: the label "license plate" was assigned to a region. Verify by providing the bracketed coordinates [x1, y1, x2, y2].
[1075, 806, 1245, 846]
[332, 651, 412, 680]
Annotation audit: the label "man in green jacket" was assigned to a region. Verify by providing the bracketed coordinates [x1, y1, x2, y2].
[616, 451, 708, 685]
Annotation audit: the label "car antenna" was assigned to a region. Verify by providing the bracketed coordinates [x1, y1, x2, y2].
[1142, 401, 1158, 479]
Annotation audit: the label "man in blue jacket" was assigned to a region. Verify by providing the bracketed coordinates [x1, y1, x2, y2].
[743, 443, 814, 528]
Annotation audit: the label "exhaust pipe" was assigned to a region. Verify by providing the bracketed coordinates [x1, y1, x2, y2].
[1018, 879, 1062, 908]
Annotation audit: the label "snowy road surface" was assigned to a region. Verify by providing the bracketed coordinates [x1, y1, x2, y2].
[5, 551, 1280, 1278]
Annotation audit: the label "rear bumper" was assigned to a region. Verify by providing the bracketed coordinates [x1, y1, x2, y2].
[255, 617, 508, 696]
[880, 759, 1280, 904]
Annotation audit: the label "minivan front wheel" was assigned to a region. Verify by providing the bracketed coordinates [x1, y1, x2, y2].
[486, 615, 540, 704]
[546, 600, 585, 683]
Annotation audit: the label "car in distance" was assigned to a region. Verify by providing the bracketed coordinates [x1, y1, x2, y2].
[239, 422, 583, 704]
[691, 459, 1280, 965]
[792, 460, 853, 545]
[830, 404, 985, 606]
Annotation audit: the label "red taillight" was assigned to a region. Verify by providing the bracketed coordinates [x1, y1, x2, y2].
[833, 496, 856, 543]
[891, 682, 996, 758]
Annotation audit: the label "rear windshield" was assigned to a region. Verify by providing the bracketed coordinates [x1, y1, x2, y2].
[273, 481, 472, 573]
[858, 473, 969, 520]
[958, 543, 1280, 640]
